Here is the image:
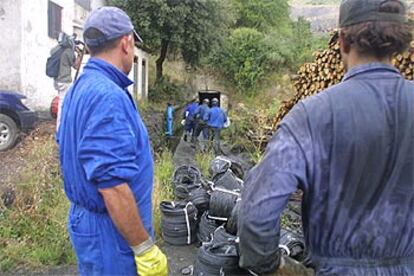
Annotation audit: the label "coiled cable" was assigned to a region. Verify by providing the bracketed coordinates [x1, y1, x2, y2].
[160, 201, 198, 246]
[194, 242, 252, 276]
[189, 187, 210, 214]
[212, 170, 244, 191]
[209, 187, 240, 221]
[197, 212, 221, 243]
[225, 199, 241, 235]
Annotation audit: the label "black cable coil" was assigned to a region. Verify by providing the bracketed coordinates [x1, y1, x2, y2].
[209, 188, 240, 221]
[197, 212, 221, 243]
[175, 182, 201, 200]
[212, 170, 244, 191]
[189, 187, 210, 214]
[194, 242, 252, 276]
[212, 226, 237, 244]
[279, 228, 306, 262]
[209, 156, 245, 180]
[160, 201, 198, 246]
[174, 165, 201, 184]
[225, 199, 241, 235]
[173, 165, 202, 200]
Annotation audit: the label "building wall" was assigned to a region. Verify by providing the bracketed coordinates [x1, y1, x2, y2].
[128, 48, 150, 101]
[0, 0, 22, 91]
[1, 0, 149, 110]
[20, 0, 75, 110]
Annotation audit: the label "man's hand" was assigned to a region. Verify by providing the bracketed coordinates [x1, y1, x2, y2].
[132, 239, 168, 276]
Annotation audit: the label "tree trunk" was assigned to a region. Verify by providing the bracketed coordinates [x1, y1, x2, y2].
[156, 38, 170, 81]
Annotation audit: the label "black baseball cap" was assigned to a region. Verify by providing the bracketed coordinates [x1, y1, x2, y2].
[84, 7, 143, 47]
[339, 0, 408, 27]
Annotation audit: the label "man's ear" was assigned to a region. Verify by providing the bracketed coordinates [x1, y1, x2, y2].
[120, 36, 130, 54]
[339, 31, 351, 55]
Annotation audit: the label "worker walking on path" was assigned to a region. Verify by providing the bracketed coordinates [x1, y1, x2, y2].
[192, 98, 210, 150]
[58, 7, 167, 276]
[238, 0, 414, 275]
[207, 98, 227, 155]
[183, 99, 199, 142]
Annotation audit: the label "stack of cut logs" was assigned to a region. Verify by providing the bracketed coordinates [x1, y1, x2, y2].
[274, 30, 414, 127]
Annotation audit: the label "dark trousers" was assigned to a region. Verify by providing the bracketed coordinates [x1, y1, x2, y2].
[210, 127, 221, 154]
[192, 121, 208, 142]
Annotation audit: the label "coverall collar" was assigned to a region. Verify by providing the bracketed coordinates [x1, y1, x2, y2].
[85, 57, 134, 89]
[343, 62, 400, 82]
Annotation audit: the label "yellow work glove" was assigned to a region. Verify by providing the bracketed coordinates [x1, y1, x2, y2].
[132, 239, 168, 276]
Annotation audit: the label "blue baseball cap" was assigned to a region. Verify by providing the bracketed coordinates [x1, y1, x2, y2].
[83, 6, 143, 47]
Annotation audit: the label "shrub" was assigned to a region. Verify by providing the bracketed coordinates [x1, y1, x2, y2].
[210, 27, 268, 95]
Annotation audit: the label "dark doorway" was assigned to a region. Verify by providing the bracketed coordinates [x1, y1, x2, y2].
[198, 90, 221, 107]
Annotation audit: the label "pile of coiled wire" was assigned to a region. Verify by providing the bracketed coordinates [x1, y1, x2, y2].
[173, 165, 202, 200]
[209, 156, 245, 180]
[194, 242, 252, 276]
[197, 212, 221, 243]
[212, 226, 237, 244]
[188, 187, 210, 214]
[208, 187, 241, 222]
[160, 201, 198, 246]
[212, 170, 244, 191]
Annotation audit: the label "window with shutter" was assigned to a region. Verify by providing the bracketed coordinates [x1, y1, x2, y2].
[48, 1, 62, 39]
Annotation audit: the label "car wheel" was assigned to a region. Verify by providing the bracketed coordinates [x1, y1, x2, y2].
[0, 114, 19, 151]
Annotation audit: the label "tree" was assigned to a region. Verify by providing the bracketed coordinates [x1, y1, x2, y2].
[210, 28, 268, 94]
[231, 0, 290, 32]
[110, 0, 227, 81]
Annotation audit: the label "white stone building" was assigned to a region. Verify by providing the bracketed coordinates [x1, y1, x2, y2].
[0, 0, 149, 110]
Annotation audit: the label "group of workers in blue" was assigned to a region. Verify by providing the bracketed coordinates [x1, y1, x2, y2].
[57, 0, 414, 275]
[183, 97, 228, 154]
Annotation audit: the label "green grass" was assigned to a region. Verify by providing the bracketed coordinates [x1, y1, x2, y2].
[194, 151, 215, 178]
[152, 150, 175, 242]
[0, 136, 75, 272]
[0, 134, 176, 271]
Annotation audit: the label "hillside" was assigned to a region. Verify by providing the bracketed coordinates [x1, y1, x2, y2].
[290, 0, 414, 33]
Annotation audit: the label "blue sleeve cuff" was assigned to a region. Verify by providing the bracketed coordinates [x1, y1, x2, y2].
[96, 177, 127, 189]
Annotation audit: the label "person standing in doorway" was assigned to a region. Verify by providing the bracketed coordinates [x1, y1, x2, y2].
[207, 98, 227, 155]
[58, 7, 168, 276]
[237, 0, 414, 275]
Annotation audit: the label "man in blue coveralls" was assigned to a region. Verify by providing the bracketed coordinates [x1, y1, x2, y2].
[192, 98, 210, 149]
[58, 7, 168, 276]
[166, 102, 174, 137]
[207, 98, 227, 154]
[183, 99, 199, 142]
[238, 0, 414, 275]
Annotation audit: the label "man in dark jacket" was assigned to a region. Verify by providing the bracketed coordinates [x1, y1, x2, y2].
[183, 99, 199, 142]
[192, 98, 210, 149]
[238, 0, 414, 275]
[207, 98, 227, 154]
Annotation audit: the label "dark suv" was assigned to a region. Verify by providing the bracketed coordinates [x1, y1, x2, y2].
[0, 91, 37, 151]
